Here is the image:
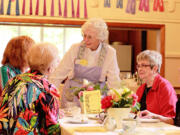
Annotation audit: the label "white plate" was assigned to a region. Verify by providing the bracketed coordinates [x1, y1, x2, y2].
[87, 114, 99, 120]
[68, 119, 88, 124]
[139, 118, 160, 123]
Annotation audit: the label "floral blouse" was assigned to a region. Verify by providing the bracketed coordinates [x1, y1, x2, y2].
[0, 64, 21, 96]
[0, 70, 61, 135]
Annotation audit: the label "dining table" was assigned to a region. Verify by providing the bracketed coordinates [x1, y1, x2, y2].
[59, 115, 180, 135]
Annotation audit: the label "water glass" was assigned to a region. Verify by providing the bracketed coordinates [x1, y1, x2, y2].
[122, 118, 137, 135]
[64, 102, 81, 117]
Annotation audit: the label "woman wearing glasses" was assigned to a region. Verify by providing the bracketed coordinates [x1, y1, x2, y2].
[49, 18, 120, 108]
[136, 50, 177, 118]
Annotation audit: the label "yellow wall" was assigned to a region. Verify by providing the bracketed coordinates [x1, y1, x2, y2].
[1, 0, 180, 87]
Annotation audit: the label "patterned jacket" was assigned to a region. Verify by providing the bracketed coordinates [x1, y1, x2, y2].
[0, 64, 21, 96]
[0, 70, 61, 135]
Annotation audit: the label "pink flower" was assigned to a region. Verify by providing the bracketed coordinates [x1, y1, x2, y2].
[132, 94, 138, 106]
[87, 86, 94, 91]
[78, 91, 83, 99]
[132, 94, 138, 101]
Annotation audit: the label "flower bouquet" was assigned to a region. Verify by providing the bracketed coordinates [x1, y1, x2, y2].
[101, 86, 140, 113]
[101, 84, 140, 129]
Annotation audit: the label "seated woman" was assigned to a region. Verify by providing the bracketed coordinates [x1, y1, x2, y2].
[136, 50, 177, 118]
[0, 43, 61, 134]
[0, 36, 35, 97]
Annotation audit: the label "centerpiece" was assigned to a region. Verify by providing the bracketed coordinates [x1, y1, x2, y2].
[101, 85, 140, 128]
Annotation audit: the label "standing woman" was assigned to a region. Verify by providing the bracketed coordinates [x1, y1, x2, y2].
[0, 36, 35, 96]
[136, 50, 177, 118]
[49, 18, 120, 108]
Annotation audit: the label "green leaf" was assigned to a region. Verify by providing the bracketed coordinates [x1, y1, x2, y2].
[122, 91, 131, 98]
[93, 84, 100, 90]
[112, 89, 121, 99]
[73, 89, 84, 97]
[131, 102, 141, 113]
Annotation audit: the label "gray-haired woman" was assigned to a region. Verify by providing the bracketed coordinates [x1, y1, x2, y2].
[136, 50, 177, 118]
[49, 18, 120, 108]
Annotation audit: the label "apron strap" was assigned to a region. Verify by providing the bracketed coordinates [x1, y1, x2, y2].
[98, 43, 107, 67]
[77, 43, 107, 67]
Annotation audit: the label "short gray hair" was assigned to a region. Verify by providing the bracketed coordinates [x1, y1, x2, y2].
[28, 42, 60, 75]
[137, 50, 162, 73]
[81, 18, 109, 42]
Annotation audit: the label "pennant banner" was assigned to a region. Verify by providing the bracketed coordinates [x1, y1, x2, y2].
[84, 0, 87, 18]
[35, 0, 39, 15]
[153, 0, 164, 12]
[51, 0, 54, 16]
[76, 0, 80, 18]
[29, 0, 32, 15]
[43, 0, 47, 16]
[22, 0, 25, 15]
[64, 0, 67, 17]
[58, 0, 62, 16]
[16, 0, 19, 15]
[116, 0, 123, 8]
[139, 0, 149, 12]
[126, 0, 136, 14]
[0, 0, 4, 15]
[71, 0, 75, 18]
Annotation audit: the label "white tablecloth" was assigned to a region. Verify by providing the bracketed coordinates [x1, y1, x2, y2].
[59, 117, 180, 135]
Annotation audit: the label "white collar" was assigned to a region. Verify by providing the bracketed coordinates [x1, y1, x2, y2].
[87, 42, 102, 54]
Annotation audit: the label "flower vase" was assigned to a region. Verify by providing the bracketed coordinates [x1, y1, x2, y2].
[107, 108, 131, 129]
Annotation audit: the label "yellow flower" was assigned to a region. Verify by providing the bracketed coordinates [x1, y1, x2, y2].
[79, 59, 88, 66]
[122, 87, 130, 93]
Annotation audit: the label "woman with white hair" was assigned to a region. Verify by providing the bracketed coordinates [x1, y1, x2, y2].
[49, 18, 120, 108]
[136, 50, 177, 118]
[0, 43, 61, 134]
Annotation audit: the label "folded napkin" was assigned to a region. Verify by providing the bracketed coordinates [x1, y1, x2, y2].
[72, 126, 107, 132]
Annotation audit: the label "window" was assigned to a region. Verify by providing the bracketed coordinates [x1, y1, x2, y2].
[0, 25, 82, 65]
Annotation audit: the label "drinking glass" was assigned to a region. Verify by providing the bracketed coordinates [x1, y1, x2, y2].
[122, 118, 137, 135]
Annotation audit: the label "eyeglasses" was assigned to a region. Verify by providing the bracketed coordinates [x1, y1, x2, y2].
[136, 64, 152, 69]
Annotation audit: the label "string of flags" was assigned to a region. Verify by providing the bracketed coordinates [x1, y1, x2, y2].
[0, 0, 168, 17]
[0, 0, 88, 18]
[103, 0, 164, 14]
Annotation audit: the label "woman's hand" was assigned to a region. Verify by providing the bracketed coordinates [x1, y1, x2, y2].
[139, 110, 174, 125]
[139, 110, 158, 119]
